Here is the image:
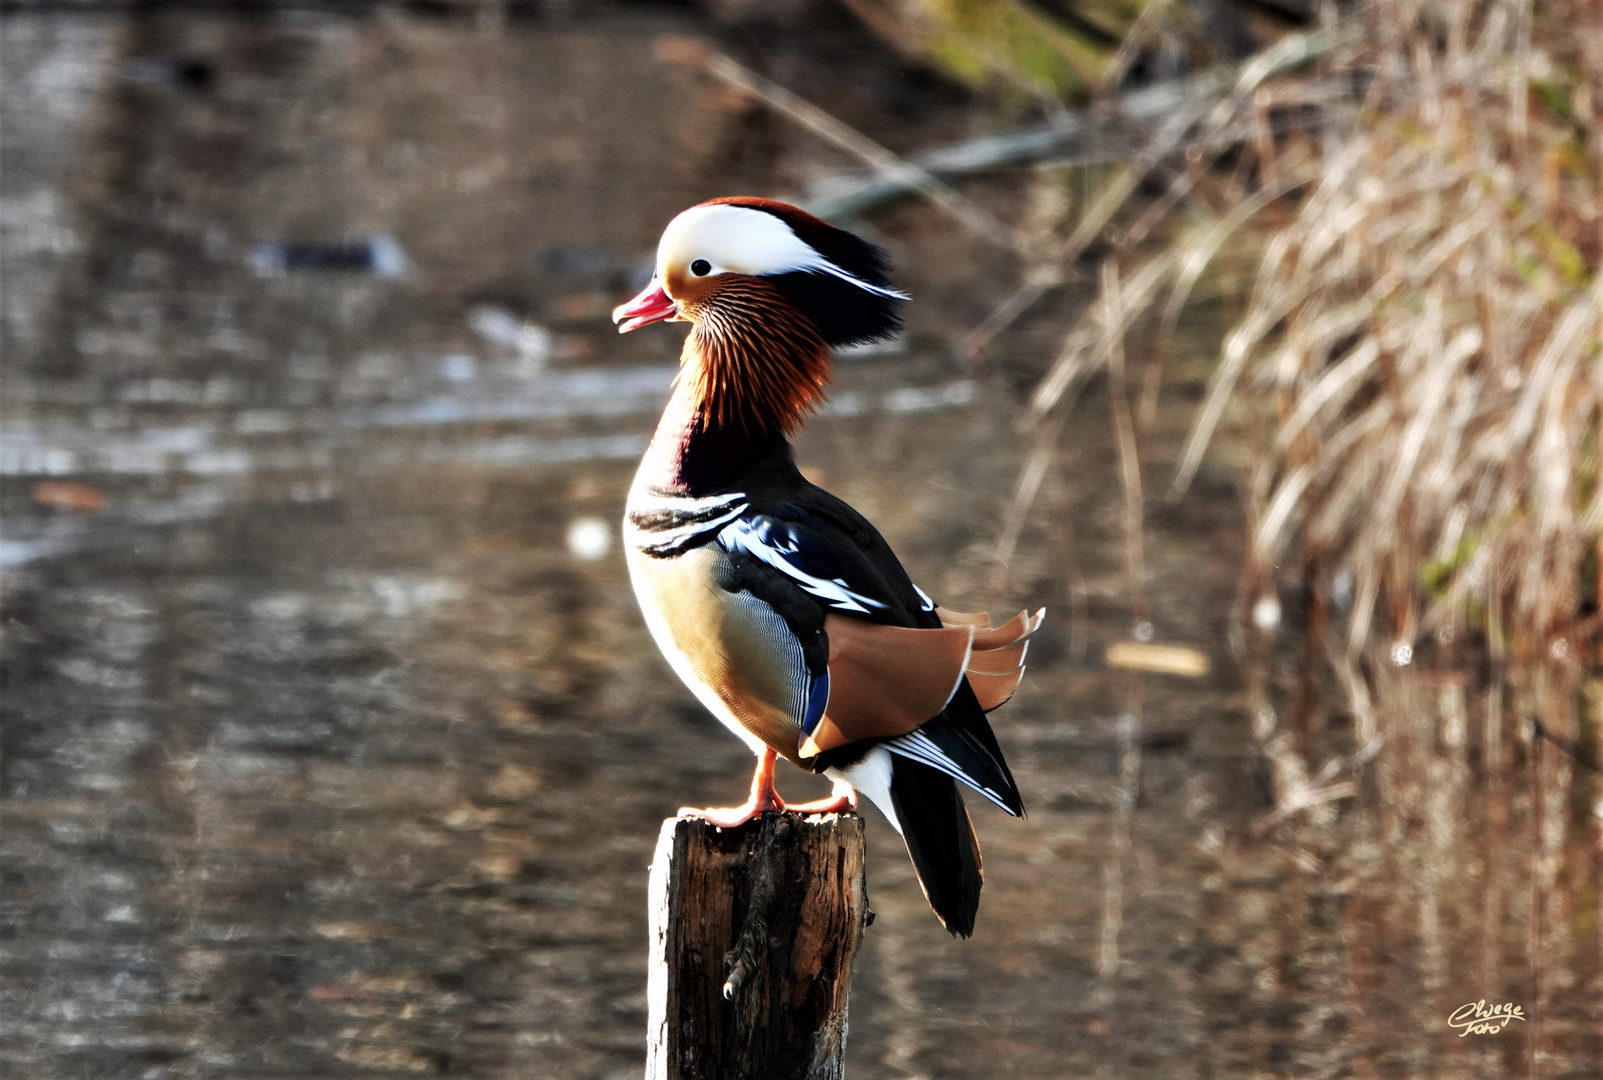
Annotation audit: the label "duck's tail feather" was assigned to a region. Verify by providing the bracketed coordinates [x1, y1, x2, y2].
[888, 755, 983, 937]
[882, 688, 1026, 817]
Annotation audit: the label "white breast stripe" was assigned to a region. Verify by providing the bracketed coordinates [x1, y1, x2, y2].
[629, 490, 748, 516]
[624, 490, 751, 555]
[624, 504, 748, 552]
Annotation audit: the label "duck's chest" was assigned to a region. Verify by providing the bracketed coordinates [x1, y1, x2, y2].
[624, 515, 807, 763]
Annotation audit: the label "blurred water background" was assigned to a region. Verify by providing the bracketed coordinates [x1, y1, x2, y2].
[2, 1, 1599, 1078]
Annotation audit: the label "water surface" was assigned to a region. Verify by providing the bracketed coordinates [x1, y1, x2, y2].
[3, 8, 1598, 1078]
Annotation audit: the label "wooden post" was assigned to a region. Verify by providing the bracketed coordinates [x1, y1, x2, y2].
[646, 812, 870, 1080]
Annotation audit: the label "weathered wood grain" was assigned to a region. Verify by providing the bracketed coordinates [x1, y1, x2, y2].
[646, 812, 869, 1080]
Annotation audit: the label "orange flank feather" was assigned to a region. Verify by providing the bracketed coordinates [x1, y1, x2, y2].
[933, 606, 991, 626]
[676, 275, 832, 437]
[801, 616, 973, 757]
[966, 639, 1028, 675]
[966, 668, 1026, 711]
[954, 607, 1043, 711]
[969, 610, 1033, 647]
[799, 607, 1046, 757]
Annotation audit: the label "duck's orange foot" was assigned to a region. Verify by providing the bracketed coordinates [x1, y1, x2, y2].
[680, 779, 857, 826]
[680, 746, 786, 828]
[678, 796, 781, 829]
[678, 750, 857, 827]
[784, 781, 858, 817]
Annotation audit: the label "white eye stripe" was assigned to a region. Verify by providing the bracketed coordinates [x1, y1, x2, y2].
[689, 259, 905, 300]
[658, 205, 809, 277]
[810, 261, 910, 300]
[659, 204, 908, 300]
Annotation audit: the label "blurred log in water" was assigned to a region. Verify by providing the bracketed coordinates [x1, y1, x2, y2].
[646, 813, 869, 1080]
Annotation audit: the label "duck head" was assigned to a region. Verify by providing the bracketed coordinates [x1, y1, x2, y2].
[613, 198, 906, 434]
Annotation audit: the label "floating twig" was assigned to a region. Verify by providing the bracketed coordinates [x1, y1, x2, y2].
[1104, 642, 1211, 677]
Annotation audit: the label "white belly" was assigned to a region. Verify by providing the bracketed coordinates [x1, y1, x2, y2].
[826, 748, 900, 833]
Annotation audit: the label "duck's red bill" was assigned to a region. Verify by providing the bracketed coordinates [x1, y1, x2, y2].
[612, 280, 678, 333]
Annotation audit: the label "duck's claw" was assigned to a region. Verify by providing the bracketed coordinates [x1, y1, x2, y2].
[679, 800, 772, 828]
[679, 749, 858, 827]
[783, 777, 858, 816]
[680, 747, 785, 828]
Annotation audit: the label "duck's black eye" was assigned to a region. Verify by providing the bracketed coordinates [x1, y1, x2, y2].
[690, 259, 711, 277]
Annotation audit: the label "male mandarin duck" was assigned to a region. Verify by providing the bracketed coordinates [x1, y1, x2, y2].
[613, 197, 1043, 936]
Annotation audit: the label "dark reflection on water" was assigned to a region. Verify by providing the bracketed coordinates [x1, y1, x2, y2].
[2, 8, 1598, 1080]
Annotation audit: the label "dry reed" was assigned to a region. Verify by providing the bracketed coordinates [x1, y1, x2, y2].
[1177, 1, 1602, 667]
[1017, 0, 1601, 678]
[825, 1, 1602, 1047]
[810, 0, 1598, 789]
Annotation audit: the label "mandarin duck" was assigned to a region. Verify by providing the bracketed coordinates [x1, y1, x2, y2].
[613, 197, 1043, 936]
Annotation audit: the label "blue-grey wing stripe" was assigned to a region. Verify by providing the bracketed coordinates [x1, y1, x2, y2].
[732, 591, 811, 728]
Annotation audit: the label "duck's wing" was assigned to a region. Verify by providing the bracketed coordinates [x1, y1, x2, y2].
[715, 500, 1036, 816]
[716, 502, 912, 620]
